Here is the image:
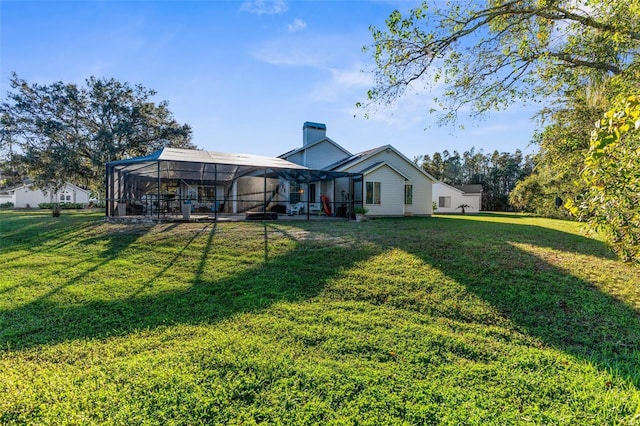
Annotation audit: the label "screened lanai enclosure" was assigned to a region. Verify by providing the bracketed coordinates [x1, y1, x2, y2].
[106, 148, 363, 221]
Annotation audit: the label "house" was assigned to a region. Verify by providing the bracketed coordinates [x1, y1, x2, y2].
[105, 147, 357, 219]
[104, 122, 435, 220]
[280, 122, 436, 216]
[0, 182, 91, 208]
[432, 181, 483, 213]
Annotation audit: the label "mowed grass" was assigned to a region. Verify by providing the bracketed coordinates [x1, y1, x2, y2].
[0, 210, 639, 425]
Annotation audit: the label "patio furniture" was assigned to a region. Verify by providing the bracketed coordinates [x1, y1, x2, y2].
[287, 202, 305, 215]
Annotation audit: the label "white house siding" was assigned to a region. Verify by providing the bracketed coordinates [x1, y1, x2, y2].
[285, 151, 305, 167]
[432, 182, 481, 213]
[340, 148, 433, 216]
[362, 165, 405, 216]
[16, 186, 53, 208]
[282, 125, 435, 217]
[0, 193, 15, 205]
[282, 139, 349, 169]
[57, 184, 91, 205]
[8, 183, 91, 208]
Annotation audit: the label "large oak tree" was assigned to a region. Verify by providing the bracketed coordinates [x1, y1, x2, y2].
[0, 75, 195, 195]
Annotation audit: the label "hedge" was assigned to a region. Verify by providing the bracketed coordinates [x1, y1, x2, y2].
[38, 202, 86, 210]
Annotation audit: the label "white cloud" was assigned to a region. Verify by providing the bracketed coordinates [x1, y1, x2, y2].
[248, 32, 450, 132]
[287, 18, 307, 32]
[467, 117, 536, 137]
[333, 67, 372, 89]
[251, 43, 323, 67]
[250, 37, 372, 102]
[250, 32, 370, 69]
[349, 71, 445, 128]
[310, 66, 372, 103]
[250, 36, 330, 67]
[239, 0, 288, 15]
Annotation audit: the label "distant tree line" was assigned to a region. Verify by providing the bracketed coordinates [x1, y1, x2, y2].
[414, 148, 533, 211]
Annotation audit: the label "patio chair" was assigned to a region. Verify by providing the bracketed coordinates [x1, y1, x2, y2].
[287, 202, 305, 215]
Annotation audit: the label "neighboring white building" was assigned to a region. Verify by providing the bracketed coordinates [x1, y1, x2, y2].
[432, 182, 483, 214]
[281, 122, 436, 216]
[0, 182, 91, 208]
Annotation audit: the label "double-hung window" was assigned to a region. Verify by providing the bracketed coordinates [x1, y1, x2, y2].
[366, 182, 381, 205]
[289, 181, 301, 203]
[405, 184, 413, 205]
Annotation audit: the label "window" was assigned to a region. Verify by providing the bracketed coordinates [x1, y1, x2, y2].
[366, 182, 381, 205]
[289, 181, 301, 203]
[405, 184, 413, 205]
[439, 196, 451, 208]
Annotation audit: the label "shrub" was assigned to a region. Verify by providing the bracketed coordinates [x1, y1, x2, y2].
[38, 202, 86, 210]
[567, 95, 640, 263]
[88, 201, 106, 209]
[0, 201, 14, 209]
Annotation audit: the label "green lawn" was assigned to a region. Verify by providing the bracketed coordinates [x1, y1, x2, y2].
[1, 210, 639, 425]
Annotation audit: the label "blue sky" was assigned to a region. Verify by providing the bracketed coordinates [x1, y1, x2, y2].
[1, 0, 540, 161]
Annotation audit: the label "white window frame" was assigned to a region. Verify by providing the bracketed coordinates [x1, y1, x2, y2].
[405, 184, 413, 205]
[366, 182, 381, 205]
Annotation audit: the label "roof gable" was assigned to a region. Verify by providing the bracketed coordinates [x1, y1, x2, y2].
[331, 145, 437, 182]
[59, 182, 91, 194]
[1, 184, 25, 194]
[279, 137, 352, 160]
[434, 181, 465, 195]
[360, 161, 409, 180]
[324, 147, 379, 171]
[4, 182, 90, 194]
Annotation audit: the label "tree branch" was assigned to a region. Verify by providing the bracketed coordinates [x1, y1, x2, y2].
[547, 52, 623, 74]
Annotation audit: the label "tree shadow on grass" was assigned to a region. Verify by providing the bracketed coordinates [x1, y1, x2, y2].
[1, 214, 141, 300]
[0, 212, 105, 261]
[394, 216, 640, 387]
[2, 213, 638, 390]
[0, 220, 378, 351]
[284, 215, 639, 387]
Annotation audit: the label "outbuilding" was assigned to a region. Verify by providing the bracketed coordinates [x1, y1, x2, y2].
[432, 182, 483, 214]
